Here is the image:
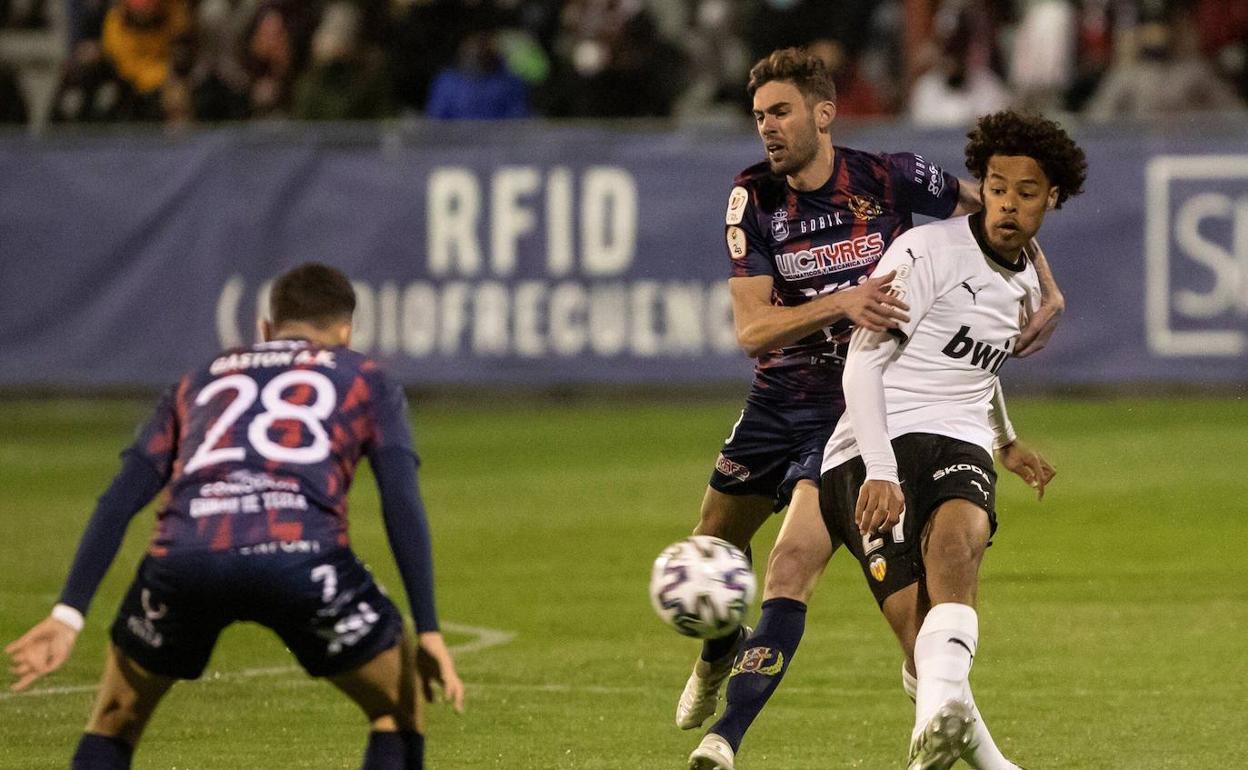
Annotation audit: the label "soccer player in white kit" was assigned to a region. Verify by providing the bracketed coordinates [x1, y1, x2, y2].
[823, 111, 1086, 769]
[689, 111, 1085, 770]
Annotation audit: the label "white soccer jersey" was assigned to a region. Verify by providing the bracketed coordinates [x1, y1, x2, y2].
[822, 214, 1041, 473]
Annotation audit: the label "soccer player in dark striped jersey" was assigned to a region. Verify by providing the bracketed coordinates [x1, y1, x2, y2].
[681, 49, 1067, 769]
[6, 264, 462, 770]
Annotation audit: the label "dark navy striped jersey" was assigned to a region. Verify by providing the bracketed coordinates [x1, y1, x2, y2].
[130, 339, 412, 556]
[725, 146, 960, 398]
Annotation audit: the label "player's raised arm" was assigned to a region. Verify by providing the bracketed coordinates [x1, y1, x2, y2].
[5, 391, 176, 691]
[365, 373, 464, 713]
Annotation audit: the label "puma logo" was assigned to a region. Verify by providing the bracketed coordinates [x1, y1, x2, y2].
[948, 638, 975, 659]
[960, 281, 980, 304]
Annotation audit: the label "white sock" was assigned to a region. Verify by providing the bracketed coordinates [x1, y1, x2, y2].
[905, 620, 1016, 768]
[913, 603, 978, 740]
[958, 683, 1016, 770]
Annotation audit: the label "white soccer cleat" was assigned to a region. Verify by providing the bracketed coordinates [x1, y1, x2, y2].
[688, 733, 735, 770]
[907, 698, 976, 770]
[675, 626, 750, 730]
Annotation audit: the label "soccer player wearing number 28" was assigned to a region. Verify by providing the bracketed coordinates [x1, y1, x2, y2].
[5, 264, 463, 770]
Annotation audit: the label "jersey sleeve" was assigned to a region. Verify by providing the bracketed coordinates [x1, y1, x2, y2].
[725, 184, 773, 279]
[885, 152, 960, 220]
[127, 383, 181, 480]
[364, 368, 416, 457]
[870, 229, 956, 343]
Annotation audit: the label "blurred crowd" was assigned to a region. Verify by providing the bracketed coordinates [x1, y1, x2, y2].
[0, 0, 1245, 127]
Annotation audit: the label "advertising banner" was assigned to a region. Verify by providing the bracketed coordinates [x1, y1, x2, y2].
[2, 121, 1245, 388]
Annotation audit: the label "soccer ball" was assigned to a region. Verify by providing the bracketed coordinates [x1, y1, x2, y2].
[649, 535, 756, 640]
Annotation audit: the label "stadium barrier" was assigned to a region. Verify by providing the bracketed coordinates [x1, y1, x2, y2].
[2, 120, 1246, 388]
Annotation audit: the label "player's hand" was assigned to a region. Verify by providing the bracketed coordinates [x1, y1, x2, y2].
[416, 631, 465, 714]
[5, 615, 79, 692]
[836, 271, 910, 332]
[1016, 241, 1064, 357]
[997, 440, 1055, 500]
[854, 479, 906, 536]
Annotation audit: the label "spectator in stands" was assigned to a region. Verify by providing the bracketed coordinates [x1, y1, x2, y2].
[1010, 0, 1077, 112]
[100, 0, 192, 120]
[807, 37, 887, 117]
[1086, 13, 1242, 119]
[675, 0, 751, 117]
[1193, 0, 1248, 103]
[908, 0, 1012, 126]
[0, 57, 29, 123]
[242, 2, 306, 118]
[426, 29, 528, 119]
[293, 2, 392, 120]
[187, 0, 253, 122]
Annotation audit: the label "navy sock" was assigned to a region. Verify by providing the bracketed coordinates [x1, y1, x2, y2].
[363, 730, 423, 770]
[362, 731, 405, 770]
[701, 624, 744, 662]
[708, 597, 807, 752]
[70, 733, 133, 769]
[401, 731, 425, 770]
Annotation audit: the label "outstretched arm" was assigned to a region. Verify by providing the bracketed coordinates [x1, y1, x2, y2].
[730, 273, 909, 358]
[6, 452, 163, 691]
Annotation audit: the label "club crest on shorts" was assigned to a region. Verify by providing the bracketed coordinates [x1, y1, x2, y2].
[732, 646, 785, 677]
[771, 208, 790, 241]
[849, 195, 882, 221]
[869, 553, 888, 582]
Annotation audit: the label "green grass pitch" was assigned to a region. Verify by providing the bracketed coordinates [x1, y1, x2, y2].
[1, 395, 1246, 769]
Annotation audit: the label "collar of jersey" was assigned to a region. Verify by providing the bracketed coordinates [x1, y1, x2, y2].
[969, 211, 1027, 273]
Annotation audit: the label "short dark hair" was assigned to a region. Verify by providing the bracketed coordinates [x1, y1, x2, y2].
[747, 47, 836, 105]
[964, 110, 1087, 209]
[269, 263, 356, 327]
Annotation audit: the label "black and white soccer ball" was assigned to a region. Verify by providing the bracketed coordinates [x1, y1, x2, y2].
[649, 535, 756, 640]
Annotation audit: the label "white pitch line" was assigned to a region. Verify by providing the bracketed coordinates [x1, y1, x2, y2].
[0, 622, 515, 702]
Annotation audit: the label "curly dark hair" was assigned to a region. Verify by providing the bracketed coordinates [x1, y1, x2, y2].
[964, 111, 1087, 209]
[747, 47, 836, 105]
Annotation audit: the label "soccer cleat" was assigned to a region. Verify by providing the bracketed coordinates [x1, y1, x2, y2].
[907, 698, 975, 770]
[675, 626, 751, 730]
[688, 733, 735, 770]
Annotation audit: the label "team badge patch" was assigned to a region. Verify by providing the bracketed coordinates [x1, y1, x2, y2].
[869, 554, 887, 582]
[726, 186, 748, 225]
[770, 208, 790, 241]
[732, 646, 785, 677]
[726, 226, 747, 260]
[849, 195, 882, 221]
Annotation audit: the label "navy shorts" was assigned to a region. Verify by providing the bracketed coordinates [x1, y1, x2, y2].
[110, 543, 403, 680]
[819, 433, 998, 605]
[709, 390, 843, 512]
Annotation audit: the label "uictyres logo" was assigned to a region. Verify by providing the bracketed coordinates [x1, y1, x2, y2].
[775, 232, 884, 280]
[941, 325, 1011, 373]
